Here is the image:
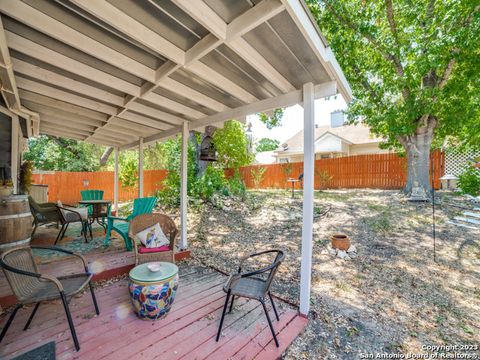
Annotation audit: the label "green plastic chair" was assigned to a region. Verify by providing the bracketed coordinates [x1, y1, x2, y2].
[104, 197, 157, 250]
[81, 190, 104, 201]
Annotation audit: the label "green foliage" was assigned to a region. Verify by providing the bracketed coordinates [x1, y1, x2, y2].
[24, 135, 104, 171]
[212, 120, 254, 170]
[156, 137, 198, 207]
[119, 151, 138, 189]
[282, 162, 293, 178]
[306, 0, 480, 148]
[258, 108, 285, 129]
[19, 161, 33, 194]
[256, 138, 280, 152]
[227, 172, 247, 199]
[251, 167, 267, 188]
[458, 165, 480, 196]
[195, 165, 227, 200]
[316, 169, 333, 189]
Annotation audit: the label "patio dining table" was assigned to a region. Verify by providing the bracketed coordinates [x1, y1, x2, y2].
[78, 199, 111, 231]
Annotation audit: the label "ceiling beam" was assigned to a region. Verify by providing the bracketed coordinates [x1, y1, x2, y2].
[12, 57, 124, 106]
[0, 0, 155, 81]
[22, 101, 105, 127]
[19, 91, 108, 122]
[120, 125, 183, 150]
[16, 76, 118, 115]
[6, 32, 201, 120]
[6, 31, 139, 96]
[280, 0, 352, 101]
[71, 0, 185, 65]
[117, 111, 172, 131]
[41, 128, 85, 141]
[122, 81, 337, 150]
[174, 0, 295, 93]
[72, 0, 257, 106]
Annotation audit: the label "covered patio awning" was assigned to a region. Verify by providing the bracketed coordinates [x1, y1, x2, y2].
[0, 0, 350, 147]
[0, 0, 352, 316]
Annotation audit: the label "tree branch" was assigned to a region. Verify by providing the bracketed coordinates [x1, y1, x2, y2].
[324, 1, 408, 97]
[438, 58, 456, 89]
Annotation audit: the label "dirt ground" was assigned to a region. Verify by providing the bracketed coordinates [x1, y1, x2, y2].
[186, 189, 480, 359]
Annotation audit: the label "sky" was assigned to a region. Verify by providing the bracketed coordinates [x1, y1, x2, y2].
[247, 94, 348, 144]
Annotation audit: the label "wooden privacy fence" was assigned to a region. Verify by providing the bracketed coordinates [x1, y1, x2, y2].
[237, 151, 444, 190]
[32, 170, 168, 203]
[32, 152, 444, 202]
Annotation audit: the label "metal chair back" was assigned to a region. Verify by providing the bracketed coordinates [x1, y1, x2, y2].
[0, 247, 39, 303]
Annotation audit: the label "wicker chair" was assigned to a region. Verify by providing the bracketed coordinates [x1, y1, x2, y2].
[128, 213, 178, 265]
[0, 246, 99, 351]
[216, 249, 285, 347]
[28, 196, 60, 238]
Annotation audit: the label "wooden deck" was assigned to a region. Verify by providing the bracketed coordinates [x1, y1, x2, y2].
[0, 265, 307, 360]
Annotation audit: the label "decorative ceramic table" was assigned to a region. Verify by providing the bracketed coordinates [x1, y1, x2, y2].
[128, 262, 179, 320]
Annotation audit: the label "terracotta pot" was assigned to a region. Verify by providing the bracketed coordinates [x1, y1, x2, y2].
[330, 234, 350, 251]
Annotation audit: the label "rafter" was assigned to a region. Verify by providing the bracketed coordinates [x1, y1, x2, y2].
[173, 0, 295, 93]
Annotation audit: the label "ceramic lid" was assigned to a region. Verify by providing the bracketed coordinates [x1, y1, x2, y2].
[129, 262, 178, 282]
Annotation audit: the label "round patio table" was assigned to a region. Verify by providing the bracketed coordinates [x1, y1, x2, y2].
[78, 199, 111, 231]
[128, 262, 179, 320]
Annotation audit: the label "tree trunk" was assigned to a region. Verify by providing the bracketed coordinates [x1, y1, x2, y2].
[399, 116, 437, 195]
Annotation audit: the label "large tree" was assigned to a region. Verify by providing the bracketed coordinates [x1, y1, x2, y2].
[24, 135, 104, 172]
[307, 0, 480, 193]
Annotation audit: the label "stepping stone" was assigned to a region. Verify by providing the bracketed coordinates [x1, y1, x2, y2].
[464, 211, 480, 219]
[454, 216, 480, 225]
[447, 221, 478, 230]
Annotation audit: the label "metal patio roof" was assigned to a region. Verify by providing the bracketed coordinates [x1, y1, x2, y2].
[0, 0, 351, 149]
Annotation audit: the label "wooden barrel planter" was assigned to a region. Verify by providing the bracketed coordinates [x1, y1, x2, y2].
[330, 234, 350, 251]
[0, 195, 33, 252]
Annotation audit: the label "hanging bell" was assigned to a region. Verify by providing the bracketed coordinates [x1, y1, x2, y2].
[199, 126, 217, 161]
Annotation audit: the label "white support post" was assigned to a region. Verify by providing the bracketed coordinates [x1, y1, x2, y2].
[113, 147, 119, 213]
[179, 121, 188, 250]
[11, 114, 19, 194]
[138, 137, 144, 198]
[300, 82, 315, 316]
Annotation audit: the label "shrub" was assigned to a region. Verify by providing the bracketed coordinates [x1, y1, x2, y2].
[227, 172, 246, 199]
[251, 167, 266, 188]
[316, 170, 333, 189]
[196, 165, 227, 200]
[458, 165, 480, 196]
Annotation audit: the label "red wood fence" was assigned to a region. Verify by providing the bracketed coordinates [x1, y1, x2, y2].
[32, 152, 444, 203]
[32, 170, 168, 203]
[237, 151, 444, 190]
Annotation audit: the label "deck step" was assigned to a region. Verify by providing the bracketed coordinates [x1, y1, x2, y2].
[464, 211, 480, 218]
[447, 221, 479, 230]
[454, 217, 480, 225]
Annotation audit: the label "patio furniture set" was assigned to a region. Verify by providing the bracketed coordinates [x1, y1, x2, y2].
[2, 191, 287, 353]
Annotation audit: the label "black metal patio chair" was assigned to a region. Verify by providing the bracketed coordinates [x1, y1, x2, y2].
[56, 203, 92, 244]
[216, 249, 285, 347]
[0, 246, 99, 351]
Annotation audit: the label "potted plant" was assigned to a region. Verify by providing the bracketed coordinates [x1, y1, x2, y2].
[330, 234, 351, 251]
[19, 161, 33, 195]
[0, 178, 14, 197]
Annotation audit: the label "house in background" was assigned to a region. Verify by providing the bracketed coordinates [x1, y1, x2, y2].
[274, 111, 389, 163]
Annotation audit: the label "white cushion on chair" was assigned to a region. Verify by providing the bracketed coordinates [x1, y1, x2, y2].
[136, 223, 169, 248]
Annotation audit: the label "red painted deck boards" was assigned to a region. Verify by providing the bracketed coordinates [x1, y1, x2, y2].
[1, 266, 307, 360]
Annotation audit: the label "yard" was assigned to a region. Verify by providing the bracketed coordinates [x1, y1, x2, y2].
[183, 189, 479, 359]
